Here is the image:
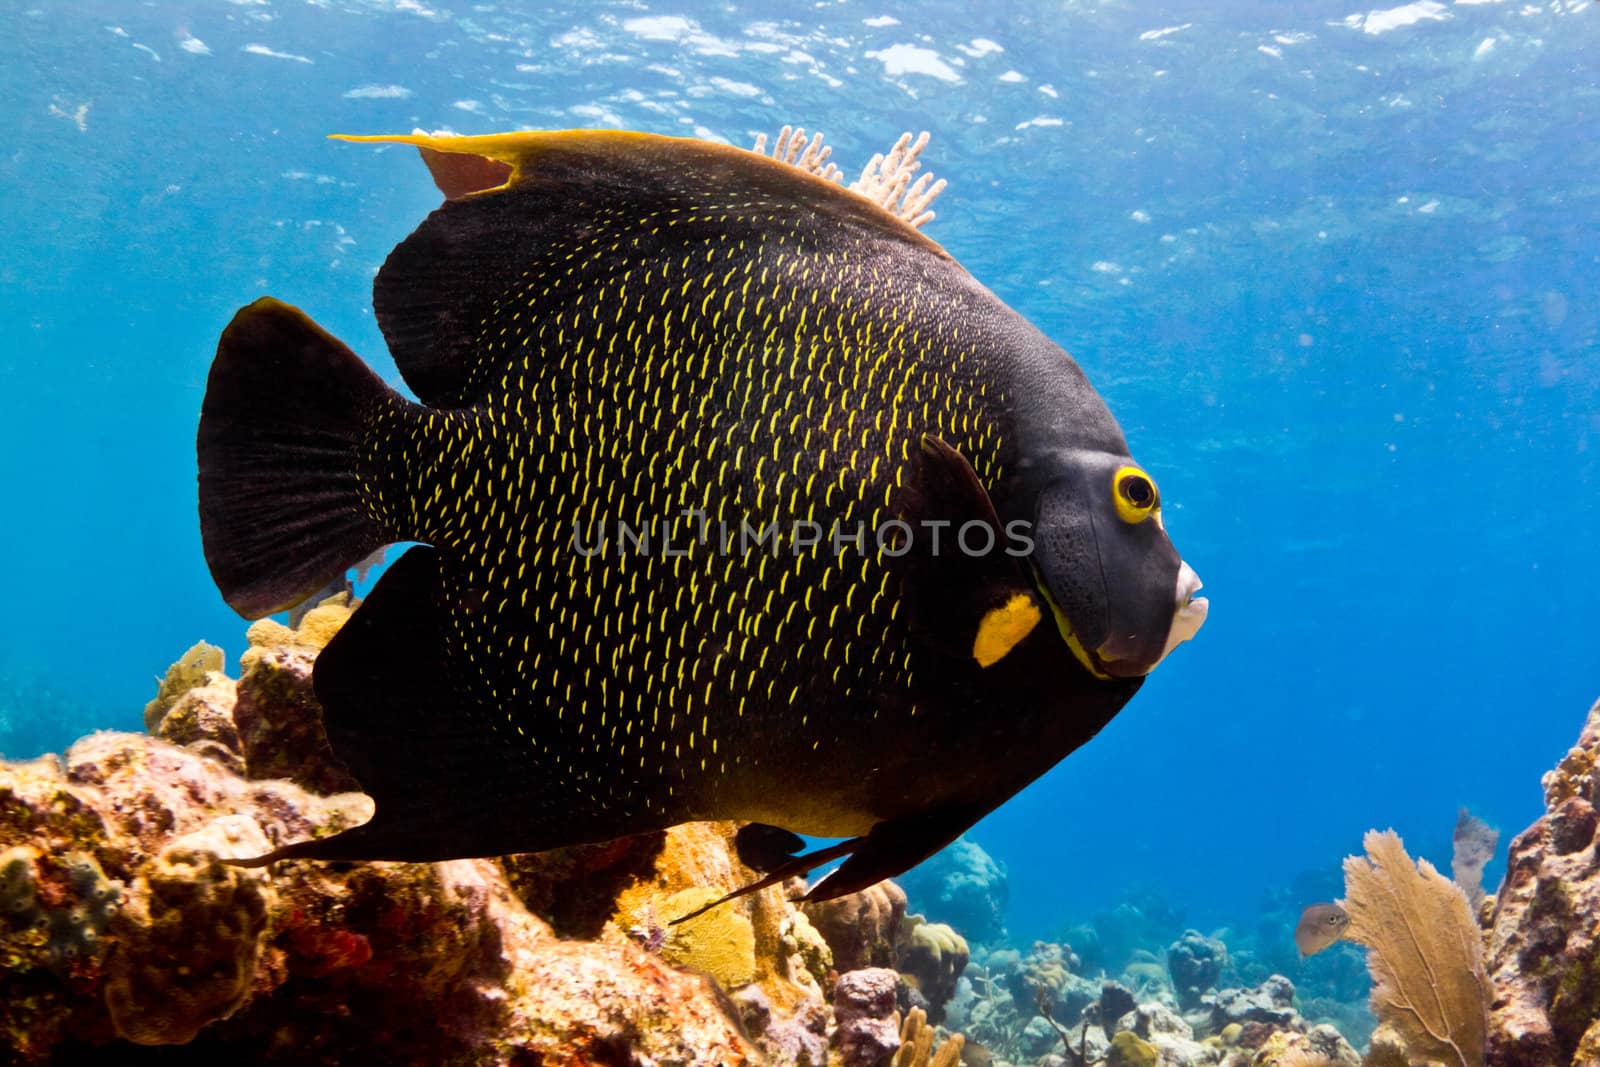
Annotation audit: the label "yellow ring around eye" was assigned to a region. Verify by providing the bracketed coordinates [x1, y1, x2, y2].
[1112, 465, 1159, 524]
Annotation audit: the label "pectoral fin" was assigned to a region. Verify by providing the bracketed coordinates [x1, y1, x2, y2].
[902, 435, 1043, 669]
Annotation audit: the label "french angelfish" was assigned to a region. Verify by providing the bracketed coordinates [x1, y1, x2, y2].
[197, 127, 1209, 902]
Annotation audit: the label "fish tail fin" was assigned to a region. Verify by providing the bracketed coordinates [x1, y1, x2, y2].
[198, 297, 402, 619]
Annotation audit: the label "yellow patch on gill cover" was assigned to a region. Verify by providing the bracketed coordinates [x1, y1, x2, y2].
[972, 593, 1042, 668]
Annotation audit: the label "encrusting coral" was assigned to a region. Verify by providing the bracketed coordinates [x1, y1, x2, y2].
[102, 817, 275, 1044]
[1341, 829, 1488, 1067]
[635, 885, 758, 989]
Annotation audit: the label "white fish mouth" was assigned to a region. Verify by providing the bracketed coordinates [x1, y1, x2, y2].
[1153, 560, 1208, 669]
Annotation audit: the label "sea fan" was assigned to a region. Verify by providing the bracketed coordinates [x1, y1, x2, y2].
[1341, 829, 1488, 1067]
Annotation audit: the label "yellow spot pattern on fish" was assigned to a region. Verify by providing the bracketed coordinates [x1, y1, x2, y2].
[356, 196, 1006, 818]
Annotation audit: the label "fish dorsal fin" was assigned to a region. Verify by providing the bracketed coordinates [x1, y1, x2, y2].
[333, 128, 952, 407]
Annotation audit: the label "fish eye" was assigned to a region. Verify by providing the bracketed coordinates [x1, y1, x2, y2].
[1111, 466, 1159, 524]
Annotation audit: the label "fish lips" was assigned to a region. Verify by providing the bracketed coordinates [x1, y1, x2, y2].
[1095, 560, 1208, 677]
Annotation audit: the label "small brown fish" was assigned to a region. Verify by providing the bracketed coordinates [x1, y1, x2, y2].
[1295, 903, 1350, 957]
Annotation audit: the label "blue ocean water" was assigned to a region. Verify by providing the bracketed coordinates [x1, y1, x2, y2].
[1, 0, 1594, 951]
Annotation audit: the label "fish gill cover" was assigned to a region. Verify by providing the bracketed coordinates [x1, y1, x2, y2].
[0, 1, 1596, 1058]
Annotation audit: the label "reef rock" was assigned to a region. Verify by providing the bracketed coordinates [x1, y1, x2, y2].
[0, 632, 850, 1065]
[1486, 695, 1600, 1067]
[231, 607, 362, 795]
[1007, 940, 1097, 1026]
[833, 967, 903, 1067]
[103, 816, 276, 1044]
[1166, 929, 1225, 1011]
[895, 836, 1009, 944]
[1203, 974, 1300, 1032]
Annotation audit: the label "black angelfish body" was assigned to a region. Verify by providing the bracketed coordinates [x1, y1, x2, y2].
[198, 129, 1208, 900]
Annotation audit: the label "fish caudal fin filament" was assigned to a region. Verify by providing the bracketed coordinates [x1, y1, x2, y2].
[198, 297, 401, 619]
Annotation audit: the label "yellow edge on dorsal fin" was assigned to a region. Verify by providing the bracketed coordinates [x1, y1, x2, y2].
[330, 129, 664, 190]
[328, 129, 951, 253]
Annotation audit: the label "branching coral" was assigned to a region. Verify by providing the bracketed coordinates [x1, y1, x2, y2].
[751, 125, 840, 182]
[889, 1005, 964, 1067]
[851, 132, 946, 228]
[1341, 829, 1487, 1067]
[749, 126, 946, 229]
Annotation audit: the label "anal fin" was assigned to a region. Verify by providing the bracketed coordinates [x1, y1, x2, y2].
[240, 546, 535, 864]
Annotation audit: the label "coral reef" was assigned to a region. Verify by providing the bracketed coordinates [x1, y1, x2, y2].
[803, 879, 907, 972]
[142, 641, 226, 731]
[1006, 940, 1097, 1025]
[103, 818, 275, 1044]
[231, 603, 362, 794]
[895, 837, 1009, 945]
[1166, 929, 1225, 1011]
[891, 1005, 964, 1067]
[0, 847, 122, 976]
[894, 913, 969, 1022]
[1067, 889, 1188, 977]
[10, 617, 1596, 1065]
[1486, 696, 1600, 1066]
[0, 633, 837, 1065]
[945, 931, 1360, 1067]
[1203, 974, 1300, 1031]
